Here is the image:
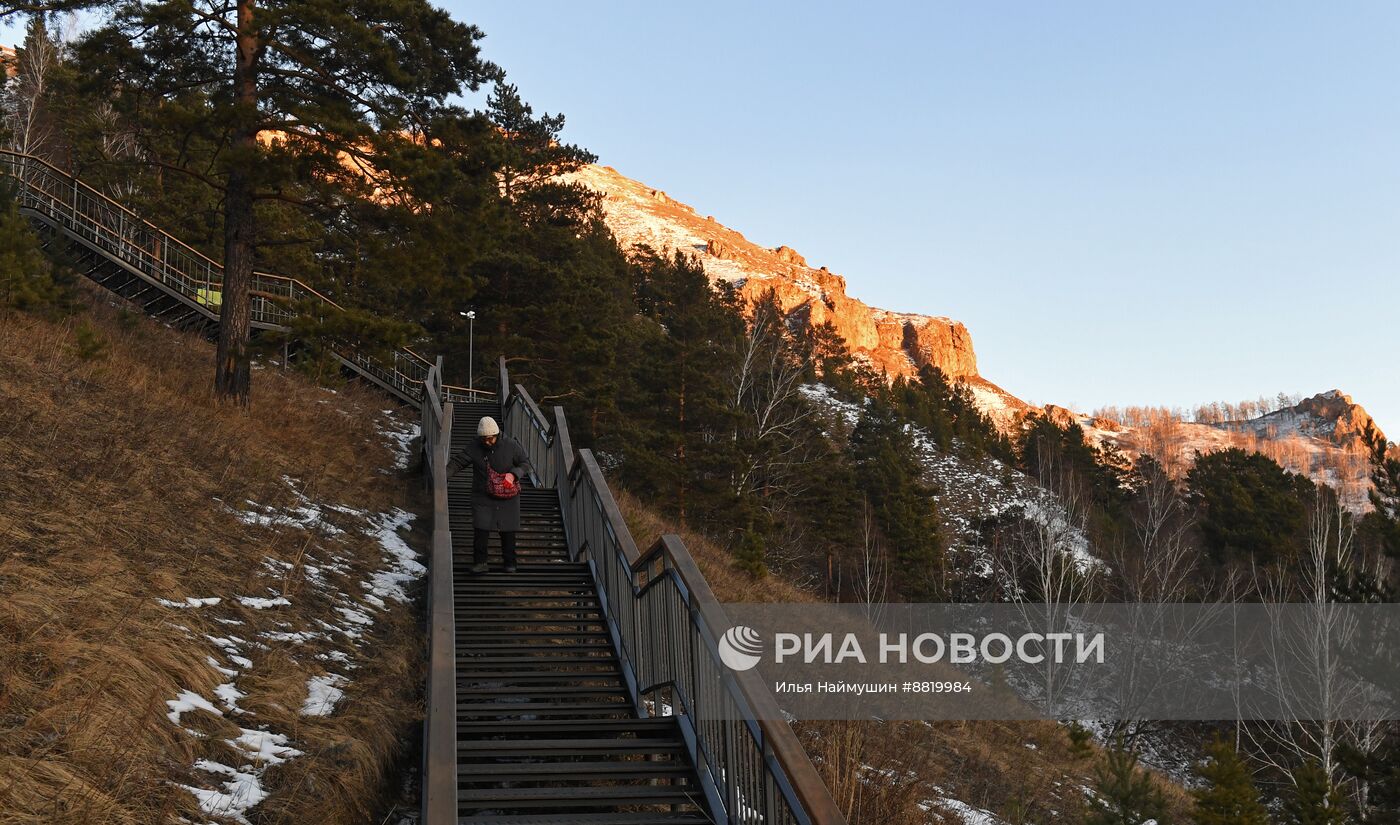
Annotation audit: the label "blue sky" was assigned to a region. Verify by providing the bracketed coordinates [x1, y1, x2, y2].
[6, 4, 1396, 430]
[446, 1, 1398, 431]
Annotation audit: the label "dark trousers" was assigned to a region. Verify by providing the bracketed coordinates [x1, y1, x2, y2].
[473, 528, 517, 567]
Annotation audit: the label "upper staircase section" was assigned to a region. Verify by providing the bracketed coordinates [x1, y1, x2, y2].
[0, 149, 471, 405]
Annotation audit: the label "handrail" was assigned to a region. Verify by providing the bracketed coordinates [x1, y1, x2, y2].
[420, 363, 456, 824]
[503, 384, 554, 489]
[636, 535, 845, 824]
[0, 148, 496, 405]
[496, 357, 845, 824]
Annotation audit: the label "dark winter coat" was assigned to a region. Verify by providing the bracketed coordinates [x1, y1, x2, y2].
[446, 435, 531, 532]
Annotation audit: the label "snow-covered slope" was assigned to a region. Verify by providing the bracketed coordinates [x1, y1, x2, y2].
[799, 384, 1097, 592]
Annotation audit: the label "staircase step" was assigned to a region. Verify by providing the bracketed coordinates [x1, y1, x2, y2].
[458, 707, 636, 720]
[457, 785, 701, 807]
[459, 761, 692, 781]
[456, 813, 712, 825]
[455, 688, 632, 700]
[458, 718, 675, 734]
[458, 738, 684, 755]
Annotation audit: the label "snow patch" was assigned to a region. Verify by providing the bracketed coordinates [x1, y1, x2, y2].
[237, 595, 291, 609]
[378, 415, 421, 470]
[158, 597, 222, 608]
[365, 508, 423, 604]
[922, 796, 1005, 825]
[167, 690, 222, 725]
[181, 760, 268, 825]
[229, 728, 302, 765]
[301, 673, 348, 716]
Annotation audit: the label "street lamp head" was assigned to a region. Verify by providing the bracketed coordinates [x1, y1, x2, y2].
[461, 310, 476, 320]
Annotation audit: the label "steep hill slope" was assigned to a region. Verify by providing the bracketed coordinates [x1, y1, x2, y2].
[0, 295, 425, 824]
[569, 162, 1385, 503]
[566, 165, 994, 386]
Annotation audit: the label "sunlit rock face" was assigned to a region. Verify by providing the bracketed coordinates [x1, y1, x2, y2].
[565, 163, 980, 382]
[562, 164, 1387, 510]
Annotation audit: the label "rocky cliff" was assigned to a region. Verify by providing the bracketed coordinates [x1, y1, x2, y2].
[566, 164, 981, 381]
[565, 163, 1384, 506]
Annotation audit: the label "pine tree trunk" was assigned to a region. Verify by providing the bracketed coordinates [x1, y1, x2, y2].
[214, 0, 258, 406]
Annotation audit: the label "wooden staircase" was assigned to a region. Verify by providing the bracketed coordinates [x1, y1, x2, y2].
[449, 402, 712, 824]
[1, 149, 846, 825]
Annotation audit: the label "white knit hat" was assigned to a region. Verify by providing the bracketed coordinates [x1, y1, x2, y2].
[477, 416, 500, 437]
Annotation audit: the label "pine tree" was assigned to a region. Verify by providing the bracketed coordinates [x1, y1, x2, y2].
[848, 399, 945, 599]
[1281, 761, 1349, 825]
[57, 0, 498, 404]
[1191, 739, 1268, 825]
[1337, 736, 1400, 821]
[733, 527, 767, 578]
[618, 249, 744, 526]
[885, 364, 1014, 461]
[1087, 744, 1173, 825]
[1185, 447, 1314, 565]
[0, 185, 68, 312]
[1363, 423, 1400, 563]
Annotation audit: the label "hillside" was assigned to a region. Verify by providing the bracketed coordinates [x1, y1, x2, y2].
[568, 161, 1384, 503]
[567, 165, 990, 384]
[0, 293, 425, 824]
[617, 491, 1189, 825]
[1071, 390, 1381, 509]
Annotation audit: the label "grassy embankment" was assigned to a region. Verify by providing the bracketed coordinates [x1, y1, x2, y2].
[0, 292, 426, 824]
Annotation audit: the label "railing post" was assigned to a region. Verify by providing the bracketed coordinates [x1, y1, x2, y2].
[552, 406, 574, 487]
[497, 356, 510, 409]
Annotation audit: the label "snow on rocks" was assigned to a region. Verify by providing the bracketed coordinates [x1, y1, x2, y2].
[801, 382, 1108, 588]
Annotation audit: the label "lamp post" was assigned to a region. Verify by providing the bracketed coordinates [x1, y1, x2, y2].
[460, 310, 476, 400]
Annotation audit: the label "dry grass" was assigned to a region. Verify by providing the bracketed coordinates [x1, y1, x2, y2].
[0, 291, 425, 824]
[616, 491, 1192, 825]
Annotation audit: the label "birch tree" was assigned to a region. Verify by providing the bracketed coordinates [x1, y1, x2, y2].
[2, 15, 63, 158]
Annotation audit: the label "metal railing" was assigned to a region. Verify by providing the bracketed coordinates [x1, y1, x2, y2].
[495, 358, 846, 825]
[419, 361, 456, 825]
[501, 384, 556, 489]
[0, 148, 490, 406]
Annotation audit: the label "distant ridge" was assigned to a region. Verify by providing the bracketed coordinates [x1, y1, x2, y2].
[565, 162, 1384, 505]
